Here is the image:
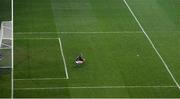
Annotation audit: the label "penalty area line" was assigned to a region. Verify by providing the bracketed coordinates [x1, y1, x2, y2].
[58, 38, 69, 79]
[15, 85, 177, 90]
[14, 77, 67, 81]
[14, 38, 58, 40]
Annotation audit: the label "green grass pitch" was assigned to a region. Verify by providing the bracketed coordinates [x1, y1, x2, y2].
[0, 0, 11, 98]
[0, 0, 11, 22]
[14, 0, 180, 98]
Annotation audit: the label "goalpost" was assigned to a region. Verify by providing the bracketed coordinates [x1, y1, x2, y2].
[0, 21, 12, 49]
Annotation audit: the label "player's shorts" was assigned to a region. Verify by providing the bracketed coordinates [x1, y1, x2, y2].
[75, 60, 84, 64]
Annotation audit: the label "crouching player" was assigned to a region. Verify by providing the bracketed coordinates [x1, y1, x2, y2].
[75, 54, 85, 66]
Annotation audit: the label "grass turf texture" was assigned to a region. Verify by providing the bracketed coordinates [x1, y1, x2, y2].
[14, 0, 180, 98]
[0, 74, 11, 98]
[0, 0, 11, 22]
[0, 49, 12, 67]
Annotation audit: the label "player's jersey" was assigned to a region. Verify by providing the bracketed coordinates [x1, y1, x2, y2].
[76, 56, 84, 61]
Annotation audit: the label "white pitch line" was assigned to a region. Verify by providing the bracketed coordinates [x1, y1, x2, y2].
[14, 32, 60, 34]
[123, 0, 180, 89]
[0, 47, 11, 50]
[58, 38, 69, 79]
[61, 31, 143, 34]
[14, 85, 177, 90]
[1, 38, 12, 40]
[14, 31, 143, 34]
[14, 38, 58, 40]
[0, 66, 11, 69]
[14, 77, 67, 81]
